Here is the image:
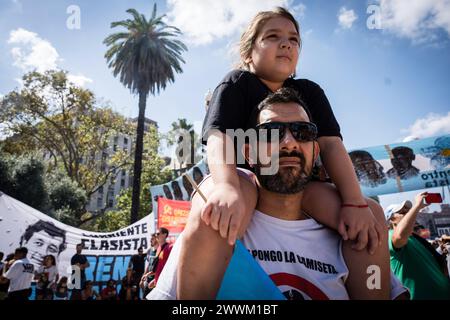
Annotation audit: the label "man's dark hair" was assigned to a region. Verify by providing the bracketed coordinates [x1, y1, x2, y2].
[392, 146, 415, 159]
[159, 227, 169, 236]
[20, 220, 67, 254]
[15, 247, 28, 256]
[248, 87, 313, 129]
[0, 252, 3, 260]
[349, 150, 375, 161]
[5, 253, 15, 262]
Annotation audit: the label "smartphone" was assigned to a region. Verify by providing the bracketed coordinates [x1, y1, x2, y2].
[425, 193, 443, 204]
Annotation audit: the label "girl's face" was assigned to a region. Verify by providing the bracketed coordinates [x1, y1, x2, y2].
[44, 256, 52, 267]
[248, 17, 300, 84]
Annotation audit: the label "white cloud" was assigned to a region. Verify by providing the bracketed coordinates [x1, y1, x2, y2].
[291, 3, 306, 19]
[338, 7, 358, 29]
[67, 74, 93, 87]
[378, 0, 450, 43]
[7, 28, 93, 87]
[166, 0, 304, 46]
[401, 112, 450, 141]
[8, 28, 60, 72]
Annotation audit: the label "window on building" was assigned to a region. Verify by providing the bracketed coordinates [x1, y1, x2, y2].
[99, 186, 104, 194]
[121, 179, 125, 187]
[124, 137, 128, 145]
[108, 199, 114, 208]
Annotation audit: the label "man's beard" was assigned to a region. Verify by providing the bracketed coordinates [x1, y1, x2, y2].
[255, 150, 312, 194]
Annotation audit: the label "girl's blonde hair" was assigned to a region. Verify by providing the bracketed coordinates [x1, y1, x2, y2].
[238, 7, 301, 70]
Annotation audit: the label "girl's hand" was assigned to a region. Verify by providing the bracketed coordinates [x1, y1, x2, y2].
[201, 182, 246, 246]
[338, 206, 383, 255]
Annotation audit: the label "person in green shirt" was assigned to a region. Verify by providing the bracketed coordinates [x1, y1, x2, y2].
[385, 192, 450, 300]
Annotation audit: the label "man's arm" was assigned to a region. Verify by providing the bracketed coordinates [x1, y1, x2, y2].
[391, 192, 429, 249]
[80, 257, 90, 270]
[342, 238, 390, 299]
[2, 262, 17, 282]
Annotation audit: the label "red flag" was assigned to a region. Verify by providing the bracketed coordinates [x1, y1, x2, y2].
[157, 197, 191, 234]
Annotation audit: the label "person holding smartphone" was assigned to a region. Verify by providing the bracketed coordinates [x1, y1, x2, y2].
[385, 192, 450, 299]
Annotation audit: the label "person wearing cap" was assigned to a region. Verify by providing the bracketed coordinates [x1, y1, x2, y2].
[386, 192, 450, 299]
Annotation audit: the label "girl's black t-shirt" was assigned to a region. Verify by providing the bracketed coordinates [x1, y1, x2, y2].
[202, 69, 342, 144]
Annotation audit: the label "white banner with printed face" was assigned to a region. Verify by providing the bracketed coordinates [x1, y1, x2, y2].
[0, 192, 154, 286]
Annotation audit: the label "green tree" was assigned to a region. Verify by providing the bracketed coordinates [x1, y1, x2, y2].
[104, 4, 187, 224]
[0, 151, 87, 224]
[46, 172, 87, 226]
[0, 70, 134, 200]
[9, 154, 48, 211]
[0, 152, 14, 196]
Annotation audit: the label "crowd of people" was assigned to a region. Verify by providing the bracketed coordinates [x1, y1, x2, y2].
[384, 192, 450, 299]
[0, 4, 448, 303]
[0, 193, 448, 301]
[0, 227, 173, 301]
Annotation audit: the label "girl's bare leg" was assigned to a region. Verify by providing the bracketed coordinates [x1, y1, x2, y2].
[177, 175, 257, 299]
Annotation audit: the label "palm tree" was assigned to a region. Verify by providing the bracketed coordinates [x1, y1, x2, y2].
[166, 118, 197, 175]
[104, 4, 187, 223]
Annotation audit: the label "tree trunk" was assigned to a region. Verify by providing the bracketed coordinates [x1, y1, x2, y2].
[130, 92, 147, 224]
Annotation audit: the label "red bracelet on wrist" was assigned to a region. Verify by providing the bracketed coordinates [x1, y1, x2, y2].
[341, 203, 369, 208]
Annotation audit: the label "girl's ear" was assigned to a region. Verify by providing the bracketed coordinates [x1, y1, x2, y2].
[244, 53, 252, 65]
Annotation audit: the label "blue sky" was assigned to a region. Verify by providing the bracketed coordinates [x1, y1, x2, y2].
[1, 0, 449, 210]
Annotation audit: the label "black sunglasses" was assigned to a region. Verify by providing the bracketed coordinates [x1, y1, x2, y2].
[256, 121, 317, 142]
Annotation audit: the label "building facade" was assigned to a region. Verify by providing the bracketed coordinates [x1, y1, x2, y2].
[85, 117, 157, 213]
[417, 204, 450, 238]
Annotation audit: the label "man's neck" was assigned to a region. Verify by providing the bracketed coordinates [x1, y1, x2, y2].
[256, 186, 306, 221]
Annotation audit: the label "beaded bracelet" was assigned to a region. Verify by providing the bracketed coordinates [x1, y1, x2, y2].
[341, 204, 369, 208]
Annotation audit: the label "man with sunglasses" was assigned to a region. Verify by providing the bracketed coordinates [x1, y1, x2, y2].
[148, 88, 406, 300]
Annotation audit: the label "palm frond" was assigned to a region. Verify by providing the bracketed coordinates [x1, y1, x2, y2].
[104, 4, 187, 96]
